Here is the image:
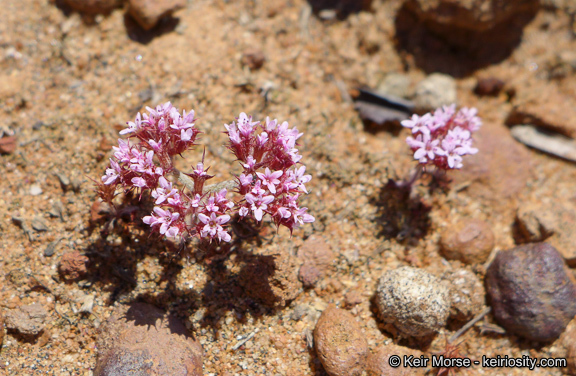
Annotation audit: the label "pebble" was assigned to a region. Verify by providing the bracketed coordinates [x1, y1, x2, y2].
[239, 249, 302, 307]
[5, 304, 48, 336]
[314, 304, 368, 376]
[241, 48, 266, 70]
[29, 184, 43, 196]
[128, 0, 186, 30]
[31, 215, 49, 232]
[474, 77, 505, 96]
[375, 266, 450, 337]
[486, 242, 576, 341]
[514, 200, 576, 260]
[511, 124, 576, 163]
[95, 302, 203, 376]
[63, 0, 122, 15]
[441, 268, 485, 322]
[366, 343, 425, 376]
[0, 136, 17, 154]
[377, 73, 412, 99]
[44, 240, 60, 257]
[439, 218, 494, 264]
[413, 73, 457, 111]
[58, 250, 89, 281]
[297, 236, 335, 288]
[55, 172, 70, 190]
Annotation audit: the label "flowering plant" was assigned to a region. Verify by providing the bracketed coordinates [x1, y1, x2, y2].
[401, 104, 481, 170]
[97, 102, 314, 242]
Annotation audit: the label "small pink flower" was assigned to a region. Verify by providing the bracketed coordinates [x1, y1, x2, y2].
[239, 173, 253, 186]
[256, 168, 283, 194]
[245, 193, 274, 221]
[198, 212, 231, 242]
[121, 112, 142, 135]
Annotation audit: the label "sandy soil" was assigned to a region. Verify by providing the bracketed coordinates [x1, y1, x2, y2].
[1, 0, 576, 375]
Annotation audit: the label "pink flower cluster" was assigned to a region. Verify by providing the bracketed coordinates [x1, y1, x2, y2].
[401, 105, 481, 170]
[99, 102, 314, 242]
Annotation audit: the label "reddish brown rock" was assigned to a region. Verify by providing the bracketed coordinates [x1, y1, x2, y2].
[0, 311, 5, 347]
[59, 250, 89, 281]
[63, 0, 122, 14]
[241, 49, 266, 70]
[507, 81, 576, 138]
[5, 304, 48, 336]
[486, 243, 576, 341]
[366, 343, 425, 376]
[128, 0, 186, 30]
[450, 121, 533, 205]
[440, 218, 494, 264]
[314, 304, 368, 376]
[297, 236, 334, 288]
[0, 136, 17, 155]
[95, 302, 203, 376]
[240, 250, 302, 307]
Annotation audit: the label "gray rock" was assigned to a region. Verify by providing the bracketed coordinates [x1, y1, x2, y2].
[486, 243, 576, 341]
[414, 73, 457, 111]
[375, 266, 450, 337]
[441, 268, 485, 322]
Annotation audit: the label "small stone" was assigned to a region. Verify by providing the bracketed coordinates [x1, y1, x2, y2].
[0, 136, 17, 154]
[297, 236, 335, 288]
[240, 250, 302, 307]
[29, 184, 43, 196]
[291, 304, 312, 322]
[5, 304, 48, 336]
[55, 173, 70, 190]
[474, 77, 505, 96]
[344, 290, 362, 307]
[413, 73, 457, 112]
[241, 48, 266, 70]
[441, 268, 485, 322]
[314, 304, 368, 376]
[439, 218, 495, 264]
[128, 0, 186, 30]
[486, 242, 576, 341]
[31, 215, 49, 232]
[95, 302, 203, 376]
[513, 200, 576, 260]
[375, 266, 450, 337]
[63, 0, 122, 14]
[377, 73, 412, 99]
[59, 250, 89, 281]
[44, 240, 60, 257]
[366, 343, 425, 376]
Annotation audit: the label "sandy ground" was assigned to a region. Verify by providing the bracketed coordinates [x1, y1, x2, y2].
[1, 0, 576, 375]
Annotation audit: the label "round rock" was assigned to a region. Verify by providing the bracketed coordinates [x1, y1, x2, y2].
[414, 73, 457, 112]
[95, 302, 203, 376]
[440, 218, 494, 264]
[376, 266, 450, 337]
[314, 304, 368, 376]
[486, 242, 576, 342]
[59, 250, 89, 281]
